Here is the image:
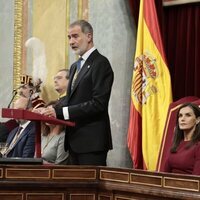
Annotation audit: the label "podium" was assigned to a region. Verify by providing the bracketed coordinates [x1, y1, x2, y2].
[1, 108, 75, 158]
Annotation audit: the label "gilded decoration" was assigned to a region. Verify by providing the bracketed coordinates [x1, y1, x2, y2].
[13, 0, 23, 90]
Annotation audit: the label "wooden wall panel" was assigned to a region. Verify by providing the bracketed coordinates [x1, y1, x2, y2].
[0, 165, 200, 200]
[0, 193, 23, 200]
[26, 193, 64, 200]
[69, 193, 95, 200]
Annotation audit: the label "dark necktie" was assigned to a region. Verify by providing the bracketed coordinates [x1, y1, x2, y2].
[76, 57, 83, 72]
[71, 57, 83, 90]
[16, 126, 23, 136]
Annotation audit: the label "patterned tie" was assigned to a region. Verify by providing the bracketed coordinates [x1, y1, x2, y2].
[71, 57, 83, 90]
[76, 57, 83, 72]
[2, 126, 23, 156]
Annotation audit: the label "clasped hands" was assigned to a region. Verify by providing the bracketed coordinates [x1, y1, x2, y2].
[33, 106, 56, 118]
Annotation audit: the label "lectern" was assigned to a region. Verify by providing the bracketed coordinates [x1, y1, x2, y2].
[1, 108, 75, 158]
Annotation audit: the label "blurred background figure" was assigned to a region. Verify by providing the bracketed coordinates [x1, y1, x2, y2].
[19, 74, 45, 109]
[54, 69, 69, 99]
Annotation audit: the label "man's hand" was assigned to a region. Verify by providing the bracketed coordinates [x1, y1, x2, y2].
[40, 106, 56, 118]
[13, 97, 29, 110]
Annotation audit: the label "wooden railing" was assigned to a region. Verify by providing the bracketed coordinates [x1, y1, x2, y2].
[0, 165, 200, 200]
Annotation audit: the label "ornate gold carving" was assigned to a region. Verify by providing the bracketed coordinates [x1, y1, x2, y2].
[13, 0, 23, 90]
[65, 0, 70, 68]
[78, 0, 83, 19]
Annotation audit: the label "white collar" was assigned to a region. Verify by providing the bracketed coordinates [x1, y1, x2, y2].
[81, 47, 96, 61]
[19, 121, 31, 130]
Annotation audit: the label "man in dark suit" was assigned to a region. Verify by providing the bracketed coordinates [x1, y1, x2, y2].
[0, 74, 45, 143]
[42, 20, 114, 166]
[3, 97, 35, 158]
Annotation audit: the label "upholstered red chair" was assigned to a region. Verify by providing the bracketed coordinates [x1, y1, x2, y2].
[0, 119, 18, 142]
[157, 96, 200, 172]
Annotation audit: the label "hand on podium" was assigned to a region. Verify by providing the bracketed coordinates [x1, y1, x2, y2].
[33, 106, 56, 118]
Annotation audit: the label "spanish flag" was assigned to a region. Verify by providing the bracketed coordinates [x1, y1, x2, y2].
[127, 0, 172, 170]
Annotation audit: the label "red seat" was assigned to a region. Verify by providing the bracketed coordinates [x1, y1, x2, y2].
[157, 96, 200, 172]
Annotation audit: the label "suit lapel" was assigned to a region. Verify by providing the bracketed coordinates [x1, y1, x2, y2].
[7, 127, 18, 144]
[69, 50, 100, 98]
[70, 62, 91, 95]
[7, 123, 32, 153]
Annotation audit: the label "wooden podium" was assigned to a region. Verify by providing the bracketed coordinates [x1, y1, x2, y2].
[1, 108, 75, 158]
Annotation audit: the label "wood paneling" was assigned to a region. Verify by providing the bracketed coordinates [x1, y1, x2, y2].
[26, 193, 64, 200]
[53, 168, 96, 180]
[100, 169, 129, 183]
[0, 168, 3, 178]
[69, 193, 95, 200]
[0, 193, 23, 200]
[164, 177, 199, 191]
[130, 173, 162, 187]
[5, 168, 50, 179]
[0, 165, 200, 200]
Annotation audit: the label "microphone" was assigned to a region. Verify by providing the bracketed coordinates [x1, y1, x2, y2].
[7, 83, 27, 108]
[13, 84, 26, 92]
[7, 90, 18, 108]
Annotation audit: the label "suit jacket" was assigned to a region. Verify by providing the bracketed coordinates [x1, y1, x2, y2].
[6, 122, 35, 158]
[55, 50, 114, 153]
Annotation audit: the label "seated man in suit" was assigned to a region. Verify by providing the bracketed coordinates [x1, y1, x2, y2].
[2, 96, 36, 158]
[0, 74, 45, 143]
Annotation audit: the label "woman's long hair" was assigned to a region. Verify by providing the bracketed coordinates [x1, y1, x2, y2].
[170, 103, 200, 153]
[42, 100, 64, 136]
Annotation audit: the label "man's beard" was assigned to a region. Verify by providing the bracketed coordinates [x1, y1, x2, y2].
[72, 49, 81, 55]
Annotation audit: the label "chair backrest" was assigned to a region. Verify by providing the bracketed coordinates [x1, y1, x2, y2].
[157, 96, 200, 172]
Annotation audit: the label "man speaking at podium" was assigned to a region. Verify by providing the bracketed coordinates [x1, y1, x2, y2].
[41, 20, 114, 166]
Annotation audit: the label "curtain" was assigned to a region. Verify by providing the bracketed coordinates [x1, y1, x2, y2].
[163, 3, 200, 100]
[129, 0, 200, 101]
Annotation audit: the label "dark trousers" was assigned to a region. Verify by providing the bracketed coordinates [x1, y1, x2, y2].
[68, 149, 108, 166]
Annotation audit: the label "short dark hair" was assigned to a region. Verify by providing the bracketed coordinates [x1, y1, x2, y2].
[70, 20, 93, 35]
[57, 69, 69, 80]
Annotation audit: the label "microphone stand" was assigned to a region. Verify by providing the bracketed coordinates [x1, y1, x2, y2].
[7, 84, 27, 109]
[7, 90, 18, 108]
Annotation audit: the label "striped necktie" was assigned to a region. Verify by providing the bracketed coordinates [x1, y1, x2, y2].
[76, 57, 83, 72]
[2, 126, 23, 156]
[71, 57, 83, 90]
